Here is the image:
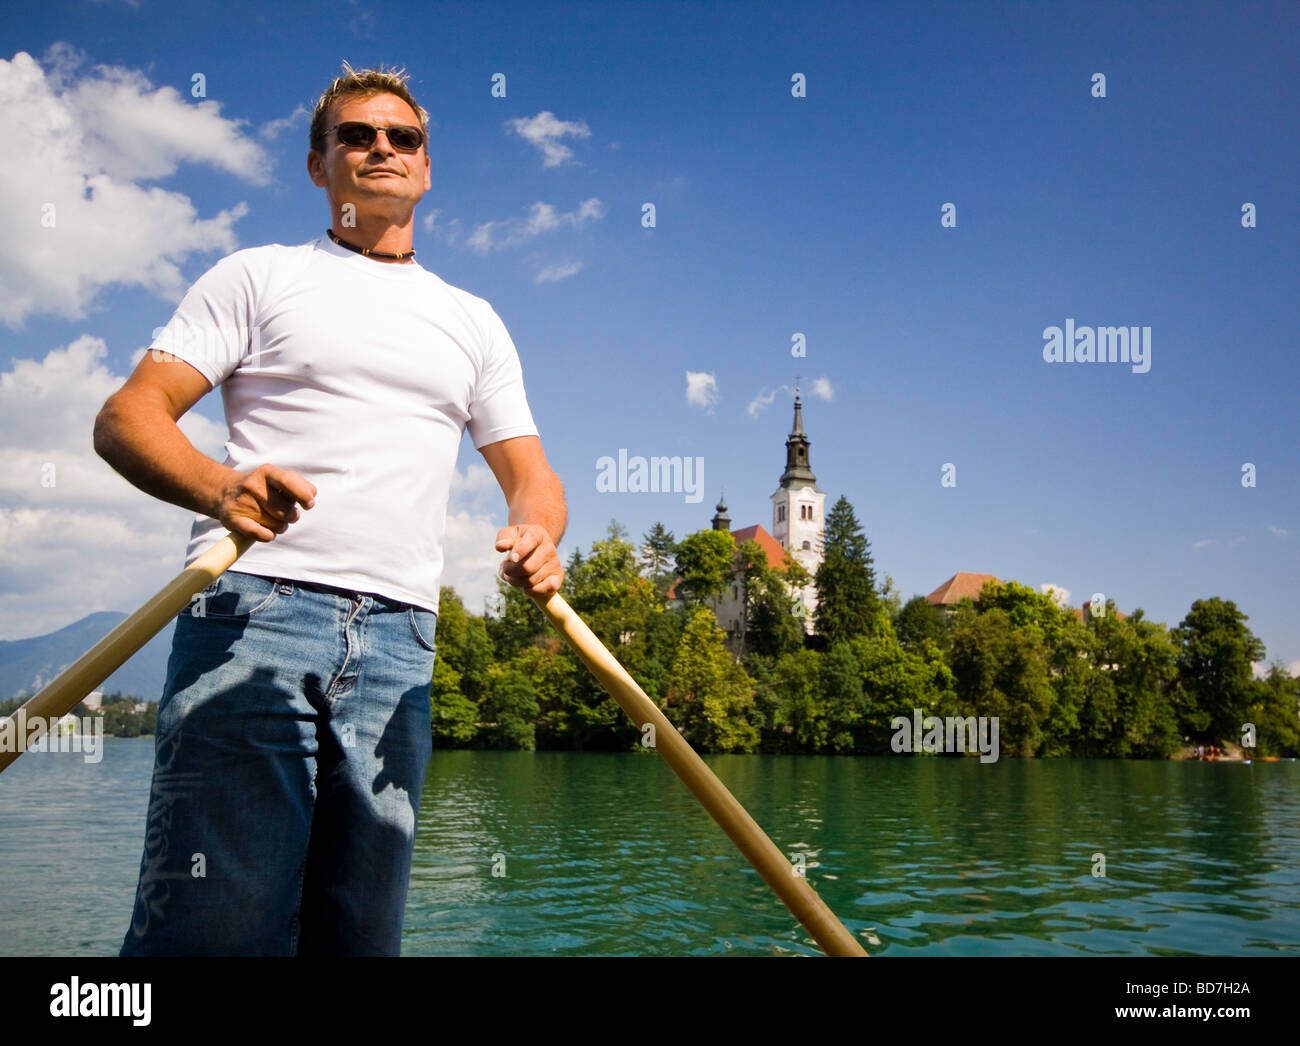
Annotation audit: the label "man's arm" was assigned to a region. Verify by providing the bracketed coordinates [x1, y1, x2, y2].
[479, 435, 566, 596]
[93, 352, 317, 542]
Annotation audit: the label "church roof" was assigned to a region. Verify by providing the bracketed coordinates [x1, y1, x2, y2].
[926, 572, 1000, 605]
[730, 524, 788, 569]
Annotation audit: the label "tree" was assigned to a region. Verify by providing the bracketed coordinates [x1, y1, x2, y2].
[485, 578, 545, 662]
[948, 608, 1054, 756]
[768, 648, 826, 751]
[673, 529, 736, 606]
[434, 586, 494, 704]
[813, 496, 880, 644]
[563, 522, 668, 748]
[663, 607, 759, 752]
[849, 632, 957, 753]
[977, 579, 1073, 646]
[1173, 598, 1265, 742]
[1250, 662, 1300, 757]
[430, 657, 478, 745]
[639, 522, 678, 598]
[482, 664, 540, 750]
[513, 643, 580, 748]
[1088, 604, 1181, 757]
[737, 539, 804, 661]
[895, 595, 948, 653]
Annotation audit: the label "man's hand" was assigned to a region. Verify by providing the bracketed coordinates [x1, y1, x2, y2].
[496, 523, 563, 596]
[216, 464, 317, 542]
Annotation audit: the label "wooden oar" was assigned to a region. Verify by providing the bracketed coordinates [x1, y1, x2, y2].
[0, 531, 255, 774]
[526, 588, 868, 957]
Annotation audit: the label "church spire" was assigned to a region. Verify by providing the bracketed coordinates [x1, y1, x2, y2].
[711, 491, 731, 531]
[779, 383, 816, 488]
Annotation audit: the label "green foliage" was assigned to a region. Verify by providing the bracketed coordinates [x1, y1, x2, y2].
[849, 632, 956, 752]
[482, 663, 539, 750]
[767, 648, 827, 751]
[430, 657, 479, 745]
[1249, 662, 1300, 757]
[977, 580, 1073, 645]
[673, 529, 736, 606]
[1089, 605, 1181, 757]
[415, 513, 1283, 761]
[949, 609, 1054, 756]
[485, 579, 545, 662]
[1173, 598, 1266, 742]
[894, 595, 948, 653]
[434, 586, 494, 703]
[663, 607, 759, 752]
[93, 693, 158, 737]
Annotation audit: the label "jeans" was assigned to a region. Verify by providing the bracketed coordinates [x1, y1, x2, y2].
[119, 569, 437, 956]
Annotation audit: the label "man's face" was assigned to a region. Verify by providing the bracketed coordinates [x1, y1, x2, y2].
[307, 93, 432, 221]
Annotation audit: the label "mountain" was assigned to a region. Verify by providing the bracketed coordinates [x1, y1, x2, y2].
[0, 612, 176, 704]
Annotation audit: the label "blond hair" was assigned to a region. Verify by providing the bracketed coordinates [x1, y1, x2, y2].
[309, 61, 429, 153]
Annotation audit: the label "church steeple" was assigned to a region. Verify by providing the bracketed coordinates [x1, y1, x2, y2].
[779, 385, 816, 488]
[711, 492, 731, 531]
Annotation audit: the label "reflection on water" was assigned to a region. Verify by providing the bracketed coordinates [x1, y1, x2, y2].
[1, 741, 1296, 956]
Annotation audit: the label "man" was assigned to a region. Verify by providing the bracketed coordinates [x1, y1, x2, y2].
[95, 63, 566, 956]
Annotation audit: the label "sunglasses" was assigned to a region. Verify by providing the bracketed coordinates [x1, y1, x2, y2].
[321, 121, 426, 153]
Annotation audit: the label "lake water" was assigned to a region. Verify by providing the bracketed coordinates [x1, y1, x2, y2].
[1, 740, 1297, 956]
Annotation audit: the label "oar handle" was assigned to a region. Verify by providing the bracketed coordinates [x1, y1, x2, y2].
[0, 530, 256, 774]
[527, 588, 867, 957]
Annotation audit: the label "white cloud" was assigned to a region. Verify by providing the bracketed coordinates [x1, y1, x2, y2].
[808, 377, 833, 400]
[1040, 583, 1070, 607]
[1290, 661, 1300, 678]
[506, 111, 591, 167]
[535, 262, 583, 285]
[0, 47, 265, 326]
[1268, 524, 1289, 537]
[686, 371, 719, 413]
[259, 103, 310, 141]
[1193, 539, 1213, 549]
[747, 385, 786, 418]
[0, 335, 227, 640]
[467, 198, 605, 253]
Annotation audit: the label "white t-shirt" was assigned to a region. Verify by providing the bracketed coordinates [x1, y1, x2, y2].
[150, 233, 539, 613]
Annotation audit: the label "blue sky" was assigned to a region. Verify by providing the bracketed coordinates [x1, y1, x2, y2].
[1, 0, 1296, 671]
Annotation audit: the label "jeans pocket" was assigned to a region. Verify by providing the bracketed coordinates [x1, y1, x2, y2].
[190, 571, 283, 620]
[407, 606, 438, 652]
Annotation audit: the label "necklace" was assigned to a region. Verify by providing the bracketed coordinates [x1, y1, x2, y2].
[325, 227, 416, 262]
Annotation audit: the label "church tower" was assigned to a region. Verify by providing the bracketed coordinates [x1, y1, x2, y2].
[770, 387, 825, 631]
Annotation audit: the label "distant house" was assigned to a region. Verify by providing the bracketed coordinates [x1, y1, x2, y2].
[925, 573, 1000, 620]
[925, 573, 1127, 625]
